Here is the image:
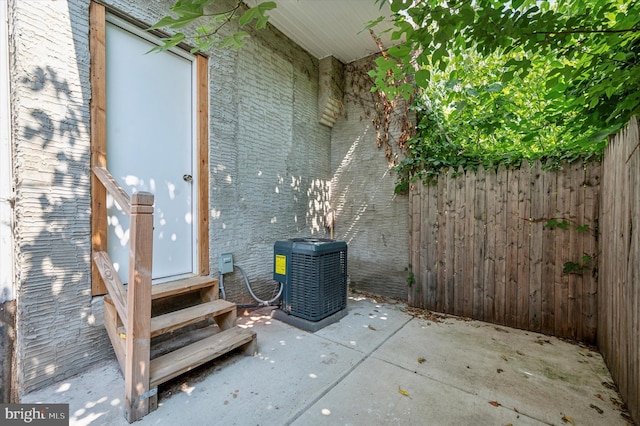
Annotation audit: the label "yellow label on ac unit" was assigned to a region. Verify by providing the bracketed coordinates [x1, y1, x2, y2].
[275, 255, 286, 275]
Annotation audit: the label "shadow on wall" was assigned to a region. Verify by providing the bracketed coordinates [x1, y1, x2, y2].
[13, 0, 111, 395]
[16, 63, 99, 392]
[213, 168, 333, 305]
[327, 56, 411, 300]
[305, 177, 331, 234]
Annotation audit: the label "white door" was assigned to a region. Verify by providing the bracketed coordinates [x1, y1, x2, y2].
[106, 18, 197, 283]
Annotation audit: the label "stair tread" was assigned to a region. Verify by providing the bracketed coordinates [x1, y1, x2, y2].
[150, 299, 236, 338]
[150, 326, 256, 388]
[151, 276, 218, 301]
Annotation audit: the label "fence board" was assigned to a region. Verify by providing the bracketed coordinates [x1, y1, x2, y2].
[420, 184, 429, 308]
[454, 167, 466, 316]
[473, 166, 486, 319]
[554, 167, 570, 338]
[494, 165, 508, 325]
[444, 169, 456, 313]
[620, 121, 634, 408]
[600, 143, 613, 370]
[504, 167, 519, 327]
[436, 175, 447, 312]
[612, 134, 624, 396]
[464, 169, 475, 317]
[528, 160, 544, 332]
[541, 163, 557, 335]
[483, 168, 497, 323]
[582, 162, 599, 342]
[571, 161, 585, 340]
[632, 141, 640, 424]
[516, 163, 530, 330]
[409, 186, 420, 306]
[426, 183, 438, 308]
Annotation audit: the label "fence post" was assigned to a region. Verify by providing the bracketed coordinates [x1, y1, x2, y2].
[124, 191, 154, 422]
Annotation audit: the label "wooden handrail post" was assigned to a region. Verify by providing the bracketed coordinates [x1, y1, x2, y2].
[124, 191, 154, 423]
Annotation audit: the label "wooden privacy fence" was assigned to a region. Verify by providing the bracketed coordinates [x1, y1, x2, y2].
[409, 160, 600, 343]
[599, 116, 640, 422]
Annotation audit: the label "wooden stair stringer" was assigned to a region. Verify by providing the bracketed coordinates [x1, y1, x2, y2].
[103, 297, 126, 375]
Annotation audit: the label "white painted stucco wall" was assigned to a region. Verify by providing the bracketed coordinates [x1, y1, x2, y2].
[9, 0, 333, 394]
[331, 55, 411, 300]
[9, 0, 111, 394]
[0, 0, 13, 304]
[9, 0, 412, 396]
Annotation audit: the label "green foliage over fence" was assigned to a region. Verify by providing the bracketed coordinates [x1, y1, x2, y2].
[369, 0, 639, 194]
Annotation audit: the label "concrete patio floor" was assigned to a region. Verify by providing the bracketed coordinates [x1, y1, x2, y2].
[24, 293, 632, 425]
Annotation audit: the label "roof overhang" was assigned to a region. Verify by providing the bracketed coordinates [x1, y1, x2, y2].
[245, 0, 400, 64]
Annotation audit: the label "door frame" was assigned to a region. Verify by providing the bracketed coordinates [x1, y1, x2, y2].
[90, 2, 209, 295]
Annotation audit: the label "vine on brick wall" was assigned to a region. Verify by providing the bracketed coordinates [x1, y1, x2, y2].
[370, 29, 415, 168]
[343, 31, 415, 170]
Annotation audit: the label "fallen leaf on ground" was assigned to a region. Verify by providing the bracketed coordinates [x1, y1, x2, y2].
[610, 396, 624, 409]
[368, 325, 377, 331]
[501, 355, 509, 362]
[497, 368, 504, 373]
[404, 306, 448, 322]
[489, 401, 501, 407]
[561, 414, 575, 425]
[398, 386, 411, 398]
[590, 404, 604, 414]
[594, 393, 604, 400]
[621, 412, 633, 422]
[417, 357, 426, 364]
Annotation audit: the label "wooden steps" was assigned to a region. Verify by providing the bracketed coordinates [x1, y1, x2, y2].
[116, 299, 237, 338]
[150, 327, 256, 388]
[150, 299, 235, 337]
[101, 274, 257, 421]
[151, 276, 219, 301]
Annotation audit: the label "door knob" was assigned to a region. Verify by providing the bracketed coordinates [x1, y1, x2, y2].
[183, 174, 193, 182]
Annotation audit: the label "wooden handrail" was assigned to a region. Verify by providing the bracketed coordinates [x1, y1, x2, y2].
[92, 164, 156, 421]
[92, 165, 131, 216]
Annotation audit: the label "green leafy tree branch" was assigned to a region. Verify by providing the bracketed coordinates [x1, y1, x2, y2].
[369, 0, 639, 192]
[150, 0, 276, 53]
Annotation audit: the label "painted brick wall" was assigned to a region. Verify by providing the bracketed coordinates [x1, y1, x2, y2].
[106, 0, 333, 304]
[10, 0, 110, 394]
[10, 0, 333, 393]
[330, 55, 411, 300]
[10, 0, 409, 395]
[207, 12, 332, 304]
